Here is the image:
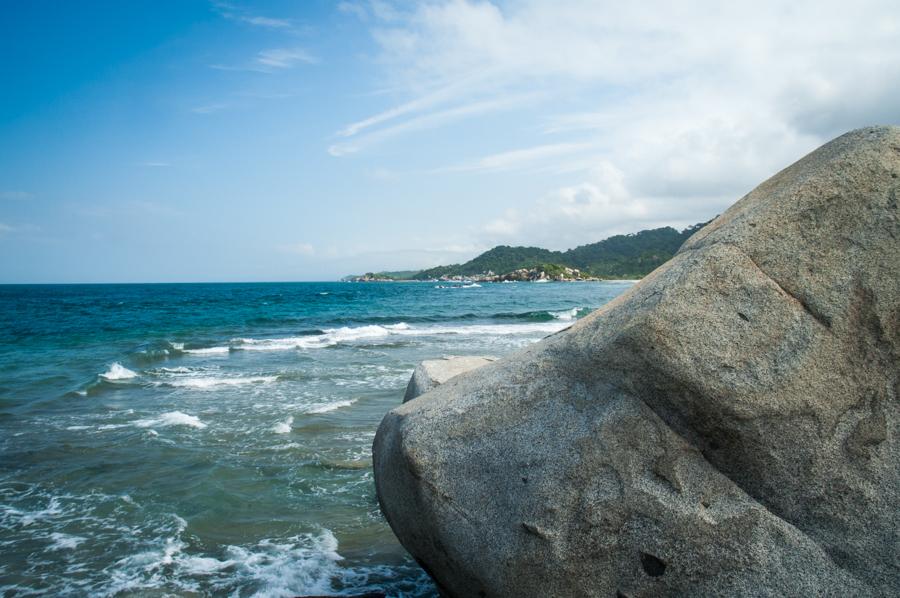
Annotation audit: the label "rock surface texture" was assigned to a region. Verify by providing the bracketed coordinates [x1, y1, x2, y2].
[404, 356, 497, 403]
[373, 127, 900, 597]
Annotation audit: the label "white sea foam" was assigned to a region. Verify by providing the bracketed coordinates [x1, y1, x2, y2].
[305, 399, 356, 414]
[18, 497, 64, 527]
[233, 336, 329, 351]
[107, 529, 344, 596]
[229, 320, 566, 353]
[170, 320, 564, 356]
[145, 367, 278, 390]
[550, 307, 586, 321]
[105, 514, 190, 595]
[46, 532, 86, 551]
[100, 362, 138, 381]
[222, 530, 342, 597]
[272, 416, 294, 434]
[161, 375, 277, 389]
[182, 346, 230, 355]
[418, 322, 568, 336]
[134, 411, 207, 429]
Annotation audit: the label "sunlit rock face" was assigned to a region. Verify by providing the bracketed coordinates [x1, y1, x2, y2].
[374, 127, 900, 597]
[403, 356, 497, 403]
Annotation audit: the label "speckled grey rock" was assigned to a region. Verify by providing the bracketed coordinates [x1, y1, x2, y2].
[404, 356, 497, 403]
[373, 127, 900, 597]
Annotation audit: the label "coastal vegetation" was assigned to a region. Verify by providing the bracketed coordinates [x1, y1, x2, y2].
[345, 223, 707, 282]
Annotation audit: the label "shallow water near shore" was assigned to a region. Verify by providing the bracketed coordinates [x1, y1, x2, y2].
[0, 281, 632, 596]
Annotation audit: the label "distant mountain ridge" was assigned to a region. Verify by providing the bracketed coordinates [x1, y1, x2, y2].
[412, 222, 707, 280]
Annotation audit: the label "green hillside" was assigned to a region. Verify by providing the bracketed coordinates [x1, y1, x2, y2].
[561, 222, 706, 278]
[415, 246, 559, 280]
[412, 222, 708, 280]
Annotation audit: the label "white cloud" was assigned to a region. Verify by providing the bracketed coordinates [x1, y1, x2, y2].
[329, 91, 543, 156]
[211, 47, 317, 74]
[479, 161, 663, 249]
[213, 1, 294, 30]
[242, 16, 292, 29]
[0, 222, 11, 234]
[437, 141, 597, 173]
[337, 2, 368, 21]
[256, 48, 317, 69]
[336, 0, 900, 248]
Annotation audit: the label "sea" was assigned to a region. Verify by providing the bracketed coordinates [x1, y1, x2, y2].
[0, 280, 634, 597]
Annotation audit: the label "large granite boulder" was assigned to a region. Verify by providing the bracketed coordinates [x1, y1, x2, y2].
[404, 356, 497, 402]
[373, 127, 900, 597]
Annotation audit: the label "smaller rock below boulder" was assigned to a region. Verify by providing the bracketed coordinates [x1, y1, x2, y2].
[403, 356, 496, 402]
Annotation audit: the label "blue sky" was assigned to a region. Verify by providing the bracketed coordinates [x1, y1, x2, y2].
[1, 0, 898, 282]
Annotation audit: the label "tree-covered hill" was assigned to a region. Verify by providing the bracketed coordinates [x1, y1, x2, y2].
[411, 222, 708, 280]
[560, 222, 706, 278]
[415, 246, 560, 280]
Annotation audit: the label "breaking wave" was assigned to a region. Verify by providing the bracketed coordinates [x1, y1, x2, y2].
[134, 411, 207, 429]
[100, 363, 138, 381]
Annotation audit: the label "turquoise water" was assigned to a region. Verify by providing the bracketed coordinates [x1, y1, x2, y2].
[0, 281, 633, 596]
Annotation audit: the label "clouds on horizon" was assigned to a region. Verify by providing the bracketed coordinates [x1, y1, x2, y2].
[2, 1, 898, 282]
[335, 0, 900, 251]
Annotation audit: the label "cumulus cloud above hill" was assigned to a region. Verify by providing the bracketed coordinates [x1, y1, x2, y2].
[338, 0, 900, 248]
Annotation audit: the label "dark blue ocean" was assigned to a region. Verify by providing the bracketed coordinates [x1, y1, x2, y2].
[0, 281, 633, 596]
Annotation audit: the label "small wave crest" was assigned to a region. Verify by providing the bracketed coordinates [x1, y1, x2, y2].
[134, 411, 207, 429]
[45, 532, 86, 552]
[272, 416, 294, 434]
[182, 346, 231, 355]
[549, 307, 589, 321]
[100, 362, 138, 381]
[162, 375, 276, 389]
[144, 367, 278, 390]
[121, 318, 577, 367]
[225, 321, 565, 353]
[304, 399, 356, 414]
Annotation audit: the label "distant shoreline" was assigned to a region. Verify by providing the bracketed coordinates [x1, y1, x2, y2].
[342, 278, 642, 283]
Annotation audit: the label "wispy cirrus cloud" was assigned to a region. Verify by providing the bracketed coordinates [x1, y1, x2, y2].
[256, 47, 317, 69]
[211, 47, 317, 74]
[212, 1, 295, 30]
[241, 15, 292, 29]
[435, 141, 599, 174]
[328, 91, 543, 156]
[334, 0, 900, 250]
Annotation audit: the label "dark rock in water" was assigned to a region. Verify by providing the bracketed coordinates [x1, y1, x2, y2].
[373, 126, 900, 597]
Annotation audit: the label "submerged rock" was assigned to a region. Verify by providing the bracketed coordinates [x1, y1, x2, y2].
[404, 356, 497, 402]
[373, 127, 900, 597]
